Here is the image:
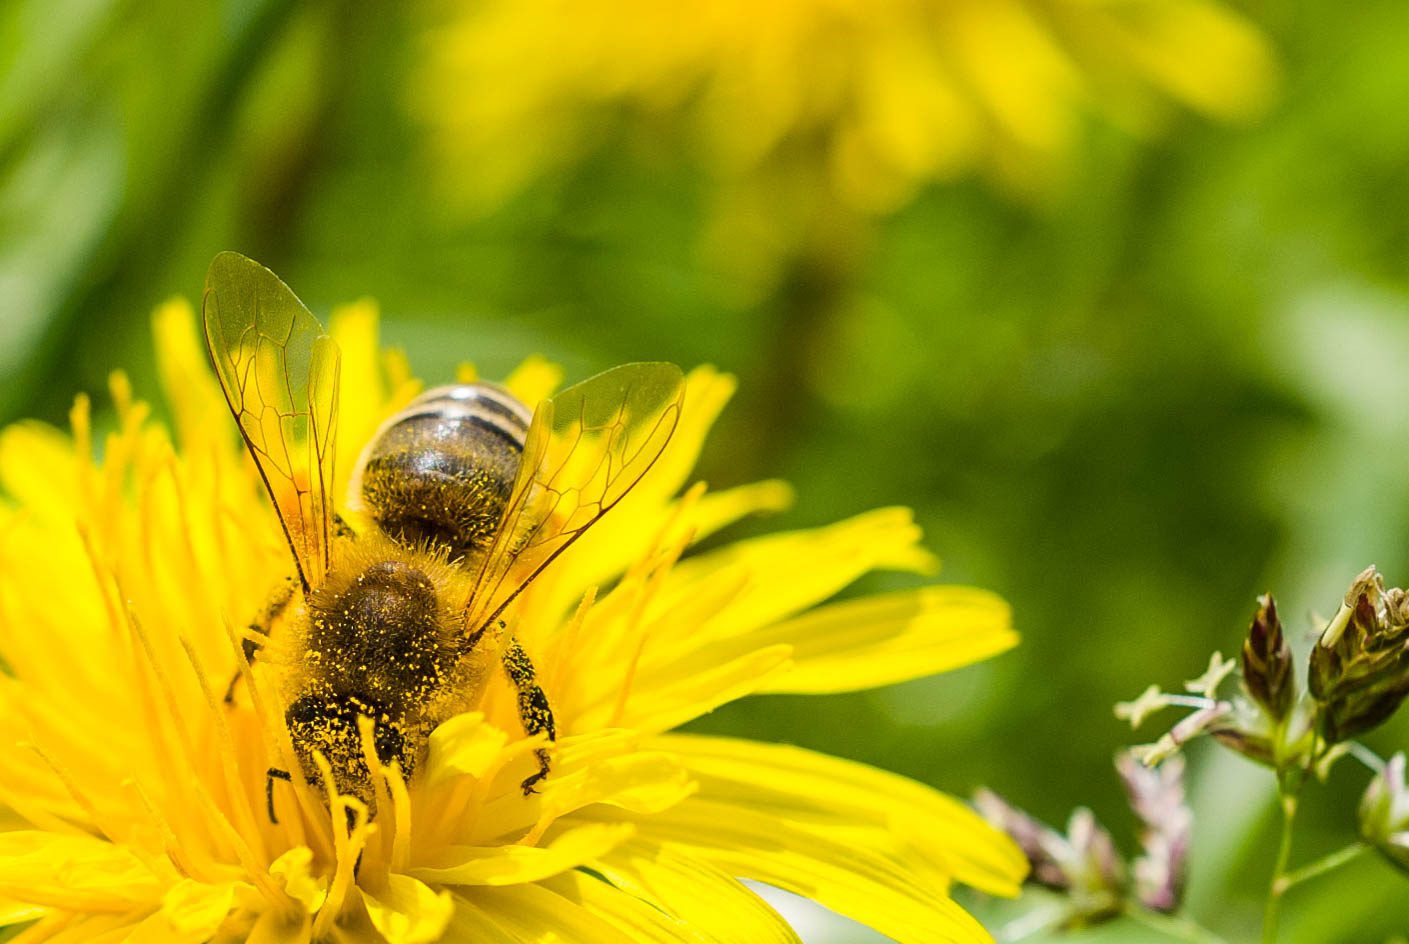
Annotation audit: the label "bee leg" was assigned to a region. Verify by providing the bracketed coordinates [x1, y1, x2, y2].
[266, 767, 293, 824]
[464, 617, 499, 652]
[501, 637, 555, 794]
[224, 579, 296, 704]
[223, 633, 261, 704]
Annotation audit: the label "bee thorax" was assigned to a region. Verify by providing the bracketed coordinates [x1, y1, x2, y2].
[305, 560, 452, 717]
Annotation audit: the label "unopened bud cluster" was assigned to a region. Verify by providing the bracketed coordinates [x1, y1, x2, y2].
[1117, 567, 1409, 777]
[976, 753, 1190, 927]
[1310, 568, 1409, 744]
[1359, 752, 1409, 873]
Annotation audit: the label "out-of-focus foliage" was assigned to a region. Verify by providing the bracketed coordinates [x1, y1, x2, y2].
[5, 0, 1409, 940]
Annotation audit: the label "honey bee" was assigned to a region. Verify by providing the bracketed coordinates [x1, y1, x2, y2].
[202, 252, 683, 818]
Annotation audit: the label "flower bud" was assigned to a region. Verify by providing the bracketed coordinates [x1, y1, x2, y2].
[974, 790, 1125, 925]
[1117, 752, 1190, 913]
[1241, 594, 1294, 721]
[974, 788, 1068, 891]
[1358, 753, 1409, 873]
[1310, 567, 1409, 743]
[1062, 808, 1126, 924]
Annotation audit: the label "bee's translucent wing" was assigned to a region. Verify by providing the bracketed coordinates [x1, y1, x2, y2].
[203, 251, 341, 591]
[464, 363, 685, 637]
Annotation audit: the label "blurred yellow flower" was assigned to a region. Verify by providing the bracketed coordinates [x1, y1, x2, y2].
[413, 0, 1276, 289]
[0, 299, 1022, 941]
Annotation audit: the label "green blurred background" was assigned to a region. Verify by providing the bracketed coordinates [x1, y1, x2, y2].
[5, 0, 1409, 939]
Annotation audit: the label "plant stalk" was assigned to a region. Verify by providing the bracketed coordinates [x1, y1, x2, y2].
[1273, 842, 1367, 895]
[1126, 907, 1230, 944]
[1261, 789, 1299, 944]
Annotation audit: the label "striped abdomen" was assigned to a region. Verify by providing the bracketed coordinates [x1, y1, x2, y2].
[353, 384, 533, 562]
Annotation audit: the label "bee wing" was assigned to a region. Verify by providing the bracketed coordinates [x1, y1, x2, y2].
[464, 362, 685, 637]
[203, 251, 341, 592]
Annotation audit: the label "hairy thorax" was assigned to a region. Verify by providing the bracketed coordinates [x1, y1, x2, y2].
[274, 533, 493, 798]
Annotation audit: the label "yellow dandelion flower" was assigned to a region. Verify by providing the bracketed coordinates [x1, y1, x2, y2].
[413, 0, 1277, 286]
[0, 258, 1023, 942]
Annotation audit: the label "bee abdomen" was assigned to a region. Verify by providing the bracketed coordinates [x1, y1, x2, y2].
[354, 384, 532, 561]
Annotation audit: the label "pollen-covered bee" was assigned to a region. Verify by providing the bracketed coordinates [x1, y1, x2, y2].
[202, 252, 683, 818]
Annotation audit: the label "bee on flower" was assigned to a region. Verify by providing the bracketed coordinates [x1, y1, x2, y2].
[0, 256, 1023, 942]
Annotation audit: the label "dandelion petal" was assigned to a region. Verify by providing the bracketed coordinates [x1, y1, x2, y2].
[364, 874, 455, 944]
[411, 823, 635, 886]
[757, 586, 1017, 695]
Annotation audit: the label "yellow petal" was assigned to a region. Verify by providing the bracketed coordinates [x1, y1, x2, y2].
[539, 369, 775, 603]
[424, 713, 509, 784]
[158, 879, 240, 936]
[11, 911, 149, 943]
[151, 298, 230, 452]
[0, 832, 159, 913]
[651, 508, 936, 647]
[452, 881, 640, 944]
[595, 797, 990, 944]
[591, 841, 799, 944]
[604, 645, 793, 734]
[546, 478, 795, 618]
[0, 898, 44, 927]
[632, 366, 736, 505]
[126, 885, 234, 944]
[503, 356, 564, 407]
[410, 822, 634, 886]
[244, 907, 312, 944]
[540, 750, 696, 820]
[755, 586, 1017, 694]
[440, 893, 519, 943]
[364, 874, 455, 944]
[538, 870, 698, 943]
[1088, 0, 1277, 121]
[0, 422, 78, 522]
[653, 734, 1026, 898]
[268, 847, 327, 914]
[328, 299, 391, 499]
[571, 511, 952, 731]
[683, 480, 794, 545]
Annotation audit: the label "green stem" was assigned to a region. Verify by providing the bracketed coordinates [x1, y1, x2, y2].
[1274, 842, 1368, 895]
[1261, 790, 1299, 944]
[1126, 907, 1231, 944]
